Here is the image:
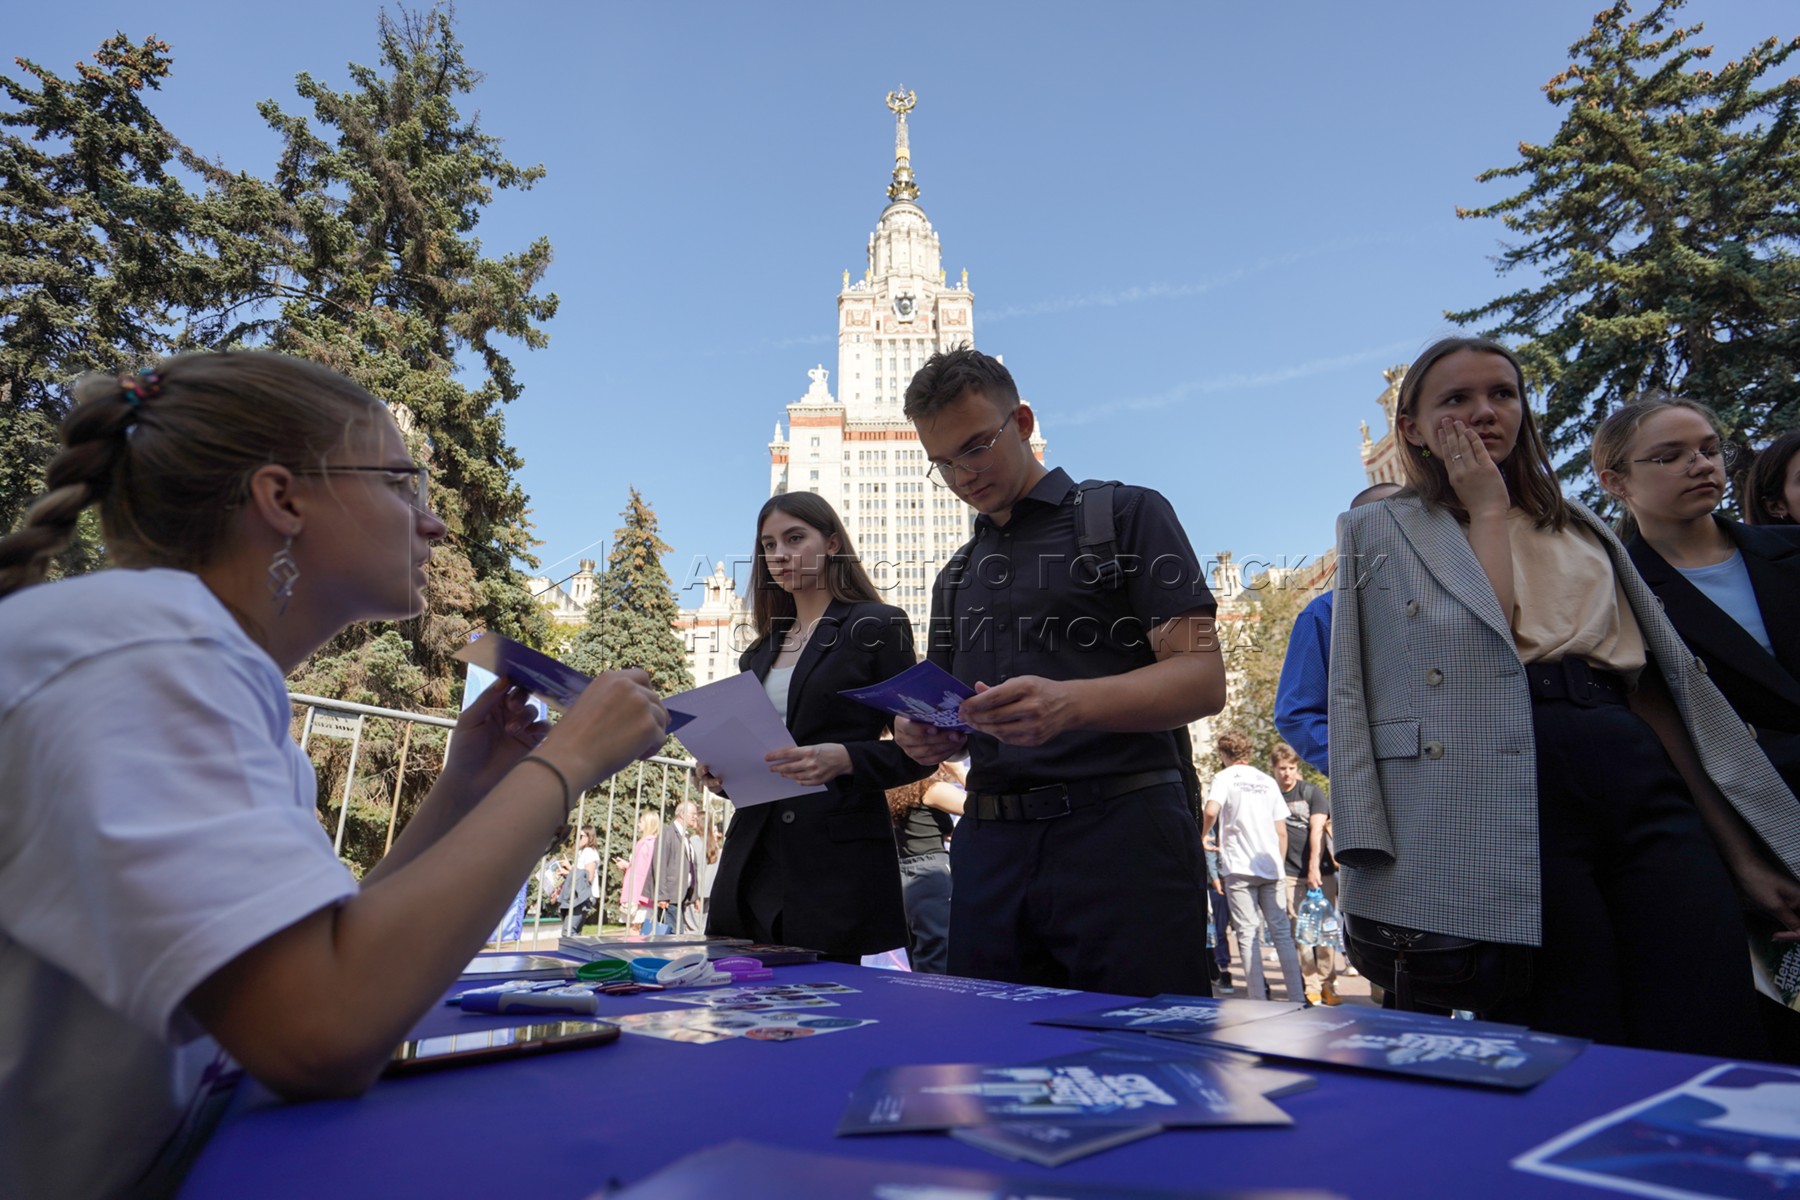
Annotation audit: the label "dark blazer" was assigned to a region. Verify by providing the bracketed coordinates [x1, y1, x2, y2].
[707, 598, 930, 956]
[1627, 517, 1800, 794]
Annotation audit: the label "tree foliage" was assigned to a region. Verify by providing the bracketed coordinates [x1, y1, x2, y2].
[1451, 0, 1800, 512]
[0, 35, 244, 569]
[565, 488, 698, 866]
[1, 12, 564, 879]
[255, 6, 555, 715]
[1213, 577, 1321, 784]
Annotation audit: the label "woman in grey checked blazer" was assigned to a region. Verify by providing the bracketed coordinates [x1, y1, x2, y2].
[1329, 336, 1800, 1056]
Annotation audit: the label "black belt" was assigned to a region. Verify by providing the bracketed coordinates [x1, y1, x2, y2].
[1525, 658, 1629, 708]
[969, 769, 1183, 822]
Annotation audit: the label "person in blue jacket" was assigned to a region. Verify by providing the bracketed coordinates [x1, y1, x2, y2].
[1274, 482, 1400, 775]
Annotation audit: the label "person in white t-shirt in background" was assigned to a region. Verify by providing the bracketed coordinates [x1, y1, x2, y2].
[1202, 730, 1306, 1005]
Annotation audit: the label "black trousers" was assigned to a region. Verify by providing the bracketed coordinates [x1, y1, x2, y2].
[947, 781, 1211, 997]
[1492, 694, 1765, 1057]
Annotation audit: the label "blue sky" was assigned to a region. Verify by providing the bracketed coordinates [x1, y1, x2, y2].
[13, 1, 1795, 606]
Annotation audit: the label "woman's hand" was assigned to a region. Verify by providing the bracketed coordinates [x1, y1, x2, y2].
[1733, 858, 1800, 943]
[765, 742, 851, 786]
[533, 669, 669, 794]
[439, 676, 551, 809]
[1432, 416, 1508, 517]
[691, 761, 727, 797]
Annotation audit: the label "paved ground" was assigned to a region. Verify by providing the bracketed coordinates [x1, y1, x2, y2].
[1214, 930, 1379, 1008]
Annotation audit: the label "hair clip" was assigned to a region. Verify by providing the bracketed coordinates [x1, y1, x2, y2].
[117, 369, 164, 408]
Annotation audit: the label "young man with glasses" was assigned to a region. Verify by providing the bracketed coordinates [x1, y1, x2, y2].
[894, 349, 1225, 996]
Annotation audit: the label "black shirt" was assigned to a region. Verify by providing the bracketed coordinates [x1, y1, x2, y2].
[1281, 780, 1333, 878]
[925, 468, 1215, 791]
[896, 803, 955, 857]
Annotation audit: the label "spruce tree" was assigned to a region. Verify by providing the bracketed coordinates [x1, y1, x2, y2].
[0, 35, 243, 567]
[1451, 0, 1800, 511]
[565, 488, 698, 867]
[567, 487, 695, 696]
[252, 5, 555, 716]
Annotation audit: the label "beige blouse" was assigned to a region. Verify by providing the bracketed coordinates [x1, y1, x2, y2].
[1501, 509, 1647, 675]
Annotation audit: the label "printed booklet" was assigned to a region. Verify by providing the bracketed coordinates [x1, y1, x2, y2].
[1514, 1061, 1800, 1199]
[1037, 994, 1304, 1037]
[835, 1049, 1292, 1135]
[455, 633, 690, 730]
[606, 1139, 1345, 1199]
[838, 660, 977, 732]
[1185, 1005, 1586, 1090]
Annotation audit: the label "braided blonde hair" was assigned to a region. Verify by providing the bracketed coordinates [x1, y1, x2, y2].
[0, 352, 382, 601]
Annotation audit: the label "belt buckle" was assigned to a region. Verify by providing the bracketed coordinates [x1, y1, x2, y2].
[1562, 658, 1598, 709]
[1022, 784, 1071, 820]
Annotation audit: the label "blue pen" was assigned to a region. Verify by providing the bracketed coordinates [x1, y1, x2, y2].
[457, 987, 600, 1016]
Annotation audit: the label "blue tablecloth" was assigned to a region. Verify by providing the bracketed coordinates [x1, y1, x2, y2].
[179, 963, 1727, 1198]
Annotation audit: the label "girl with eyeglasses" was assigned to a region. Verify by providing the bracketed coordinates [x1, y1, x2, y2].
[1593, 395, 1800, 1060]
[0, 352, 669, 1197]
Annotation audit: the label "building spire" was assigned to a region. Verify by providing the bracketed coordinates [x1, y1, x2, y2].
[885, 88, 919, 203]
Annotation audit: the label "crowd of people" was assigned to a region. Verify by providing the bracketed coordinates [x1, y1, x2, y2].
[0, 340, 1796, 1195]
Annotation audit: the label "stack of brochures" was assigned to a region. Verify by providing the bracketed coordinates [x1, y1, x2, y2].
[835, 1040, 1301, 1167]
[1034, 994, 1587, 1091]
[557, 933, 822, 966]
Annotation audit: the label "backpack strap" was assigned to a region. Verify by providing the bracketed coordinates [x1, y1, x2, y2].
[1073, 480, 1124, 591]
[1072, 479, 1204, 818]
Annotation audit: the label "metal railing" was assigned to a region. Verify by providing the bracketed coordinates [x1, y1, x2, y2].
[288, 693, 726, 950]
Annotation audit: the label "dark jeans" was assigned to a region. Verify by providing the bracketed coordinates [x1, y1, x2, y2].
[1490, 694, 1765, 1057]
[948, 781, 1211, 997]
[898, 851, 953, 975]
[560, 900, 594, 937]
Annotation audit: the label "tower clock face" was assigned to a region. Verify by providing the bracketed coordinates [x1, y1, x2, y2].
[893, 293, 916, 321]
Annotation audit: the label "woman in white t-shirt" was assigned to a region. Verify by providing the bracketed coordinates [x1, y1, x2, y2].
[0, 353, 669, 1198]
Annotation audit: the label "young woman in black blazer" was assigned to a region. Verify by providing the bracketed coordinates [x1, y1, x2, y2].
[694, 493, 930, 959]
[1595, 396, 1800, 1058]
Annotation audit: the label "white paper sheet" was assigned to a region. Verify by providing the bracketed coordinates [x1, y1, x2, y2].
[664, 672, 826, 807]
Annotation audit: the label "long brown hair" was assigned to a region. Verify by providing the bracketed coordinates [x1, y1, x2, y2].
[1589, 391, 1724, 540]
[748, 492, 881, 641]
[1747, 430, 1800, 526]
[1394, 337, 1568, 531]
[0, 352, 381, 601]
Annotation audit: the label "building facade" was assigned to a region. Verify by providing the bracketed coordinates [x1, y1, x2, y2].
[763, 89, 1044, 637]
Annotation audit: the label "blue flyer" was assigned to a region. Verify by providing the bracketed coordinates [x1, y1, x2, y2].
[455, 632, 691, 730]
[837, 660, 977, 733]
[609, 1139, 1344, 1199]
[1514, 1062, 1800, 1199]
[835, 1049, 1293, 1135]
[1035, 994, 1303, 1036]
[1187, 1004, 1585, 1090]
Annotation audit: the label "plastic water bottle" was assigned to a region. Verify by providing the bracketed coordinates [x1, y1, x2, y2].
[1295, 888, 1325, 946]
[1320, 901, 1342, 951]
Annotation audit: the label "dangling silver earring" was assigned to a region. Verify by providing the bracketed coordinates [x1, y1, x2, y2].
[269, 536, 299, 615]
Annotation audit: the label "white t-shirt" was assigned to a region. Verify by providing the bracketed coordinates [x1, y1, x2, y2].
[0, 569, 357, 1198]
[1207, 763, 1288, 881]
[575, 845, 600, 902]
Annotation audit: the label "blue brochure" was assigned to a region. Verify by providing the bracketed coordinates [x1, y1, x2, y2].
[1187, 1004, 1585, 1090]
[455, 632, 691, 730]
[835, 1049, 1293, 1135]
[1514, 1061, 1800, 1199]
[950, 1120, 1162, 1167]
[608, 1139, 1344, 1199]
[1036, 994, 1303, 1036]
[837, 660, 977, 733]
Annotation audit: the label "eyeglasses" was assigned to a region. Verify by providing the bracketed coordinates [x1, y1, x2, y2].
[924, 414, 1013, 489]
[297, 465, 433, 511]
[1629, 446, 1725, 472]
